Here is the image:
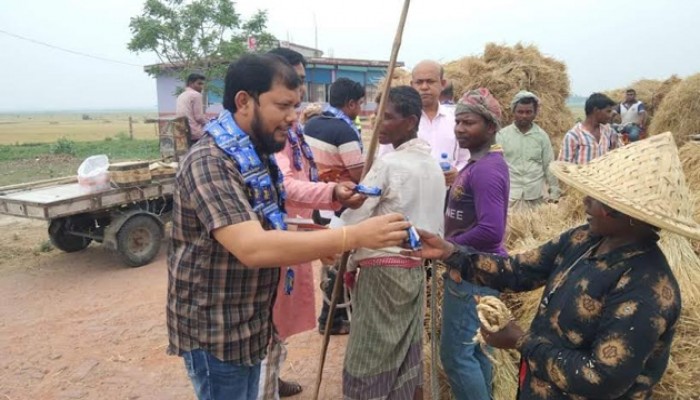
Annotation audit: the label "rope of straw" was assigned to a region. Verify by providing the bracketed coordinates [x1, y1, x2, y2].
[473, 295, 513, 364]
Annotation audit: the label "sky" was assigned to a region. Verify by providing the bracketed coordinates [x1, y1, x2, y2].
[1, 0, 699, 111]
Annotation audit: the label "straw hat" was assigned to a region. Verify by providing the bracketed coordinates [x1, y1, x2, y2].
[549, 132, 700, 240]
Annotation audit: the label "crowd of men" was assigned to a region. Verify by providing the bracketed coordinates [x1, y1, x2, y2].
[167, 47, 657, 400]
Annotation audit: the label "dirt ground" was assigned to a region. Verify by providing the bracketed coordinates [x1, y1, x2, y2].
[0, 216, 346, 400]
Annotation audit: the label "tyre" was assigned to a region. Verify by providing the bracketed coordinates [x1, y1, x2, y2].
[116, 215, 163, 267]
[48, 218, 92, 253]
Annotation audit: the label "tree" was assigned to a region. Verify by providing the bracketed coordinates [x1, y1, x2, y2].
[128, 0, 278, 105]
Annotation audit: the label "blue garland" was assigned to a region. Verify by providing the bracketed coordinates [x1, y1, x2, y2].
[205, 110, 287, 230]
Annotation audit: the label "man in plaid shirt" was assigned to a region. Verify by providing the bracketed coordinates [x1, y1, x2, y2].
[167, 54, 410, 400]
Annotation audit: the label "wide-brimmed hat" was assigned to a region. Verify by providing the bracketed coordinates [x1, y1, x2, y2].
[549, 132, 700, 240]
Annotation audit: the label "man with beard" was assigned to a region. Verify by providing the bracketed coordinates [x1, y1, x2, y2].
[497, 91, 560, 209]
[167, 54, 411, 400]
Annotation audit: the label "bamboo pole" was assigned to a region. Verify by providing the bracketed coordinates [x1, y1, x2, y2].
[312, 1, 412, 398]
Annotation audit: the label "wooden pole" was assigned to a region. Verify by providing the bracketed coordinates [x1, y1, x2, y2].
[312, 1, 412, 398]
[129, 116, 134, 140]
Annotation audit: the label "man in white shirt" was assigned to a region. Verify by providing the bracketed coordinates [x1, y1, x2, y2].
[615, 88, 647, 142]
[378, 60, 469, 185]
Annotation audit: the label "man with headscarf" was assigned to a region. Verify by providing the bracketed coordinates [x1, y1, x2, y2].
[441, 89, 510, 399]
[497, 90, 560, 209]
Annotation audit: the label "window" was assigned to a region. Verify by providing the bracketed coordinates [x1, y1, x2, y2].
[309, 83, 328, 103]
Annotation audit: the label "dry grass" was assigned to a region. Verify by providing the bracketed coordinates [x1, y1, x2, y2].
[443, 43, 576, 153]
[649, 73, 700, 145]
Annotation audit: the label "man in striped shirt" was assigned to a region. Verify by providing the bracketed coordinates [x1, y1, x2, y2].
[558, 93, 619, 164]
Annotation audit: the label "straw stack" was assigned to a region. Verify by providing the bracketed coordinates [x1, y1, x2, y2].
[443, 43, 576, 153]
[649, 73, 700, 145]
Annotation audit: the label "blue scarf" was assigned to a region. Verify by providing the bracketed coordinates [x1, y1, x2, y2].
[204, 110, 287, 230]
[324, 105, 363, 152]
[287, 124, 319, 182]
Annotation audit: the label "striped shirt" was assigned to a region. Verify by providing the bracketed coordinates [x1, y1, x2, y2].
[558, 122, 619, 164]
[167, 134, 280, 366]
[303, 111, 364, 182]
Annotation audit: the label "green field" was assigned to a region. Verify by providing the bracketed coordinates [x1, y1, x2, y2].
[0, 111, 159, 145]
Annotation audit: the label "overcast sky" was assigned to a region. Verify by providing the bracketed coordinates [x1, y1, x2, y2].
[1, 0, 699, 111]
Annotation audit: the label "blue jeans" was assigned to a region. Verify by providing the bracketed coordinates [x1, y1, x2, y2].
[182, 349, 261, 400]
[440, 277, 499, 400]
[623, 124, 642, 141]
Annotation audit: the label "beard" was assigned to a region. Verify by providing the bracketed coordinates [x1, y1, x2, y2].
[250, 105, 286, 155]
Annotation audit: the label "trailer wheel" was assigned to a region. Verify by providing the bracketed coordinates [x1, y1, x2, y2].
[116, 215, 163, 267]
[48, 219, 92, 253]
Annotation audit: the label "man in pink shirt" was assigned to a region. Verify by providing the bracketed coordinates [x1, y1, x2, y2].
[378, 60, 469, 185]
[258, 48, 367, 399]
[175, 73, 207, 141]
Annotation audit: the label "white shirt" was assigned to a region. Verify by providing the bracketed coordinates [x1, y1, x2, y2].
[342, 138, 445, 265]
[377, 104, 470, 170]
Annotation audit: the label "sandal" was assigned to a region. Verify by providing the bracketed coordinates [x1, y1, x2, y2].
[278, 378, 303, 397]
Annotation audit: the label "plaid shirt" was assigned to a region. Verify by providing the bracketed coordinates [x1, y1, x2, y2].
[558, 123, 619, 164]
[167, 134, 280, 366]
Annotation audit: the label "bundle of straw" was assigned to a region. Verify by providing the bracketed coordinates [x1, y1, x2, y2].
[649, 73, 700, 145]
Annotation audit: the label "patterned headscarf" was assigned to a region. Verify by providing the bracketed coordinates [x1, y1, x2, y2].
[455, 88, 502, 128]
[510, 90, 540, 111]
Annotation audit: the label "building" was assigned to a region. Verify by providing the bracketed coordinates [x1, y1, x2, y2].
[145, 42, 404, 120]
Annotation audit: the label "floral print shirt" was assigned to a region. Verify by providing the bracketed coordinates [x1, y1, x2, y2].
[444, 225, 681, 399]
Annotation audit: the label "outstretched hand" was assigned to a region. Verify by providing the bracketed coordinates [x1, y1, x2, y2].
[400, 229, 455, 260]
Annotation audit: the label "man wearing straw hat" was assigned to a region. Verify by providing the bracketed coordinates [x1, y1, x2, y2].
[498, 90, 560, 208]
[441, 88, 510, 400]
[405, 132, 695, 399]
[559, 93, 619, 164]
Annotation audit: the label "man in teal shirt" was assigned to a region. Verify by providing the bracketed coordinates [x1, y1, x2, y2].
[497, 90, 560, 208]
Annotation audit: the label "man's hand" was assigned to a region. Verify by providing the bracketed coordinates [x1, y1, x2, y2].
[334, 182, 367, 209]
[481, 321, 525, 350]
[400, 229, 455, 260]
[444, 166, 458, 187]
[348, 213, 410, 249]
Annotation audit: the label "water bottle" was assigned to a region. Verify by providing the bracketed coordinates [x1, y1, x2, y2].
[439, 153, 452, 172]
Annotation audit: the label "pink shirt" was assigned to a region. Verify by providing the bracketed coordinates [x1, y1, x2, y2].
[378, 104, 470, 170]
[271, 132, 341, 339]
[175, 87, 207, 140]
[558, 122, 619, 165]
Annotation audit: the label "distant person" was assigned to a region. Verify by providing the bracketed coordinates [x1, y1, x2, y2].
[440, 81, 455, 105]
[497, 90, 560, 208]
[615, 88, 647, 142]
[559, 93, 619, 164]
[303, 77, 366, 336]
[378, 60, 467, 186]
[175, 73, 207, 141]
[304, 78, 366, 184]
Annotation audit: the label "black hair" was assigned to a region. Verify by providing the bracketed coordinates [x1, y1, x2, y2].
[584, 93, 616, 116]
[186, 73, 206, 85]
[222, 54, 300, 113]
[329, 78, 366, 108]
[626, 88, 636, 94]
[387, 86, 422, 128]
[514, 96, 539, 112]
[267, 47, 307, 67]
[441, 82, 454, 98]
